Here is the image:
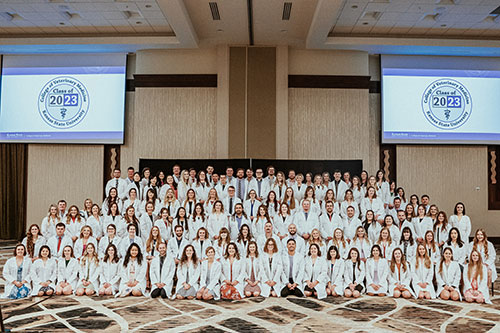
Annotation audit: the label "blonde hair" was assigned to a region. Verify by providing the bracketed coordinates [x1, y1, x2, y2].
[415, 243, 431, 269]
[472, 229, 489, 260]
[81, 243, 99, 267]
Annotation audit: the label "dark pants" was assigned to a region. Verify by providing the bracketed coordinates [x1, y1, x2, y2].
[281, 279, 304, 297]
[151, 287, 168, 298]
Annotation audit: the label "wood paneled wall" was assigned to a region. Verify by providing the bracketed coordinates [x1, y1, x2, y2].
[27, 145, 104, 227]
[397, 145, 500, 236]
[288, 88, 372, 167]
[120, 87, 217, 169]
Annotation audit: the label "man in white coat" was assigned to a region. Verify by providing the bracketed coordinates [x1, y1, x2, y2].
[257, 222, 282, 253]
[167, 225, 189, 264]
[265, 165, 276, 188]
[215, 174, 230, 201]
[249, 168, 270, 201]
[329, 170, 349, 203]
[150, 242, 175, 298]
[47, 223, 73, 259]
[280, 239, 305, 297]
[105, 168, 127, 198]
[222, 186, 241, 216]
[295, 200, 319, 240]
[320, 200, 344, 242]
[343, 206, 362, 243]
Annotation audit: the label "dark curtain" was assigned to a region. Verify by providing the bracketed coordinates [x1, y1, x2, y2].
[0, 144, 27, 240]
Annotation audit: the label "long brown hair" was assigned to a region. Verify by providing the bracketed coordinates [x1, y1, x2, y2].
[26, 224, 42, 258]
[467, 249, 484, 282]
[146, 226, 163, 253]
[179, 244, 198, 267]
[438, 247, 454, 275]
[472, 229, 489, 260]
[390, 247, 408, 273]
[415, 243, 431, 269]
[65, 205, 82, 224]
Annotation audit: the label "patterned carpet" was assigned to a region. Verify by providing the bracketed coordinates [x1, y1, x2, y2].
[0, 243, 499, 332]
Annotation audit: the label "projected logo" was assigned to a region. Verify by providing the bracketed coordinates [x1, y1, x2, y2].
[38, 77, 90, 129]
[421, 79, 472, 130]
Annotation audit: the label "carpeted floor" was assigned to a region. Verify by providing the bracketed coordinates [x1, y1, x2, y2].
[0, 244, 499, 332]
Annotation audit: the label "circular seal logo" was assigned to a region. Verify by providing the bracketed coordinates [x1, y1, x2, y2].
[421, 78, 472, 130]
[38, 76, 90, 129]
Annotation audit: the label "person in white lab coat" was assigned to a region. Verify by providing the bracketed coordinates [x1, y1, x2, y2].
[388, 247, 413, 299]
[343, 247, 366, 298]
[204, 188, 219, 216]
[75, 243, 99, 296]
[46, 223, 73, 259]
[167, 225, 189, 263]
[365, 244, 389, 296]
[325, 245, 344, 297]
[65, 205, 84, 243]
[56, 245, 78, 296]
[468, 228, 497, 285]
[150, 242, 175, 299]
[73, 225, 98, 259]
[220, 242, 246, 299]
[2, 244, 32, 299]
[155, 208, 173, 243]
[271, 171, 287, 203]
[424, 230, 441, 266]
[361, 186, 385, 222]
[175, 245, 201, 300]
[343, 206, 362, 243]
[320, 200, 343, 242]
[119, 224, 144, 258]
[327, 228, 349, 260]
[105, 168, 127, 198]
[243, 241, 262, 297]
[22, 224, 45, 261]
[31, 245, 57, 296]
[449, 202, 471, 242]
[192, 227, 213, 261]
[103, 187, 123, 217]
[99, 224, 122, 259]
[229, 203, 250, 241]
[260, 238, 283, 297]
[119, 243, 147, 297]
[329, 170, 349, 203]
[295, 200, 319, 241]
[208, 201, 229, 241]
[412, 243, 436, 299]
[197, 246, 222, 300]
[99, 243, 121, 296]
[250, 168, 270, 201]
[446, 227, 467, 267]
[463, 249, 491, 304]
[413, 204, 433, 243]
[398, 227, 417, 265]
[222, 187, 241, 216]
[244, 190, 261, 222]
[303, 244, 328, 299]
[162, 188, 181, 218]
[41, 204, 60, 240]
[436, 247, 461, 301]
[433, 211, 449, 249]
[85, 204, 103, 241]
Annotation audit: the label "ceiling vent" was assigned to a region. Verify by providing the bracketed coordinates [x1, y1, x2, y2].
[282, 2, 292, 20]
[209, 2, 220, 20]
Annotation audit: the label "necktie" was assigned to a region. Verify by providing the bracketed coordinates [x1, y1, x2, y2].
[189, 202, 193, 215]
[57, 236, 62, 252]
[251, 202, 254, 216]
[257, 180, 262, 197]
[437, 227, 440, 243]
[352, 262, 356, 282]
[305, 212, 308, 220]
[335, 181, 339, 198]
[229, 198, 233, 215]
[115, 179, 119, 190]
[222, 184, 225, 191]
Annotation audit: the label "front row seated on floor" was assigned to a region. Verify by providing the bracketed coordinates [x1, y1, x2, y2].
[2, 234, 493, 304]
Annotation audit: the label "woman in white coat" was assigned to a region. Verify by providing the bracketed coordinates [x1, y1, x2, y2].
[56, 245, 78, 296]
[449, 202, 471, 242]
[360, 186, 385, 222]
[398, 227, 417, 265]
[41, 204, 60, 240]
[343, 247, 366, 298]
[75, 243, 100, 296]
[260, 238, 283, 297]
[463, 249, 491, 304]
[436, 247, 461, 301]
[175, 245, 201, 300]
[197, 246, 222, 300]
[243, 241, 262, 297]
[149, 242, 175, 299]
[446, 227, 467, 267]
[303, 244, 328, 299]
[388, 248, 413, 299]
[85, 204, 103, 240]
[220, 242, 246, 300]
[365, 244, 389, 296]
[412, 243, 436, 299]
[22, 224, 45, 261]
[325, 245, 344, 297]
[155, 208, 173, 243]
[192, 227, 213, 261]
[119, 243, 147, 297]
[208, 201, 229, 241]
[468, 229, 497, 285]
[74, 225, 98, 259]
[327, 228, 349, 260]
[99, 243, 121, 296]
[412, 204, 433, 243]
[189, 203, 208, 241]
[99, 224, 122, 259]
[350, 226, 372, 262]
[2, 244, 32, 299]
[31, 245, 57, 296]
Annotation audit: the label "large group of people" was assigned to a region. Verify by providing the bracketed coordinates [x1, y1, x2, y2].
[3, 165, 496, 304]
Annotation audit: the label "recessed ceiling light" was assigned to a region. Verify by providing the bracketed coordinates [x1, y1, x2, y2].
[145, 4, 152, 8]
[362, 22, 369, 25]
[59, 22, 65, 25]
[352, 5, 358, 9]
[440, 24, 447, 27]
[136, 21, 142, 24]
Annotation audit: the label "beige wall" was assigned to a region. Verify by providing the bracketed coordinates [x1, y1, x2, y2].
[27, 145, 104, 227]
[135, 49, 217, 74]
[397, 146, 500, 236]
[289, 49, 369, 76]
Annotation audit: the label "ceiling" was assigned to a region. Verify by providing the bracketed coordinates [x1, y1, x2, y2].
[0, 0, 498, 55]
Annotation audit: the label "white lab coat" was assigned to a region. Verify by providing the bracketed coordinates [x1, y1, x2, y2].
[259, 253, 283, 297]
[192, 239, 213, 260]
[360, 197, 385, 219]
[118, 259, 147, 296]
[222, 197, 241, 216]
[365, 258, 389, 294]
[103, 215, 126, 237]
[194, 183, 211, 202]
[433, 224, 449, 246]
[139, 200, 161, 217]
[243, 200, 261, 220]
[163, 200, 181, 218]
[243, 256, 262, 294]
[139, 214, 154, 244]
[342, 217, 362, 241]
[319, 213, 343, 240]
[339, 200, 359, 219]
[41, 217, 59, 240]
[257, 234, 283, 254]
[283, 236, 307, 257]
[251, 217, 272, 239]
[351, 187, 365, 205]
[377, 241, 396, 261]
[102, 198, 123, 217]
[122, 199, 141, 218]
[46, 235, 73, 258]
[189, 216, 207, 241]
[154, 218, 173, 243]
[2, 257, 32, 298]
[272, 184, 287, 202]
[149, 256, 175, 298]
[449, 215, 471, 241]
[78, 258, 100, 290]
[436, 261, 462, 300]
[366, 222, 382, 245]
[350, 238, 372, 261]
[388, 262, 414, 297]
[99, 260, 121, 294]
[280, 252, 305, 293]
[85, 216, 103, 239]
[329, 181, 349, 202]
[325, 258, 344, 296]
[98, 236, 122, 259]
[228, 215, 251, 241]
[291, 183, 306, 202]
[22, 236, 46, 259]
[220, 258, 246, 297]
[31, 258, 57, 295]
[343, 260, 366, 292]
[166, 237, 189, 260]
[397, 242, 417, 264]
[65, 220, 84, 241]
[119, 237, 144, 258]
[124, 182, 144, 200]
[375, 181, 390, 204]
[463, 264, 491, 304]
[207, 213, 229, 240]
[294, 211, 320, 237]
[56, 258, 79, 291]
[303, 256, 328, 299]
[250, 179, 270, 200]
[215, 183, 229, 201]
[412, 217, 433, 240]
[326, 240, 349, 260]
[468, 241, 497, 282]
[73, 237, 98, 259]
[199, 260, 222, 300]
[411, 260, 436, 298]
[446, 241, 467, 266]
[273, 215, 294, 239]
